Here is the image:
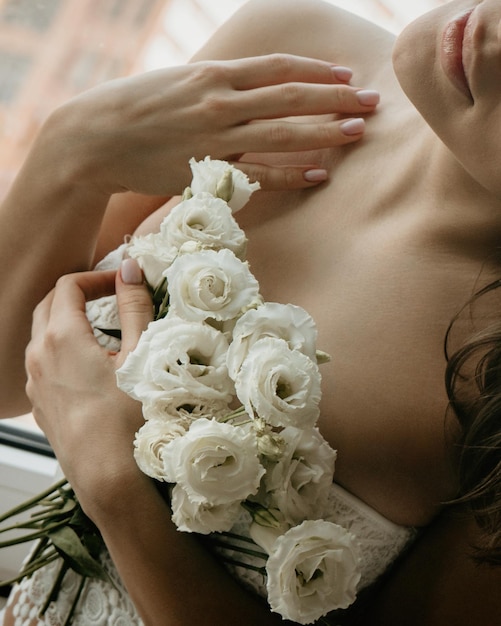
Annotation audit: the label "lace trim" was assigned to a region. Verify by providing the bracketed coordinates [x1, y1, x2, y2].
[5, 551, 143, 626]
[326, 483, 416, 589]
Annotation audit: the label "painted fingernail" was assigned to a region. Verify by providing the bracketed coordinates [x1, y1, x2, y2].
[121, 258, 143, 284]
[340, 118, 365, 136]
[303, 169, 328, 183]
[332, 66, 353, 82]
[356, 89, 380, 106]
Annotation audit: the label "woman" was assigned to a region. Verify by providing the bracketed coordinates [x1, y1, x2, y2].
[1, 0, 500, 623]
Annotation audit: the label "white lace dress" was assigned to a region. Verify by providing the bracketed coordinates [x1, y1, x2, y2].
[3, 482, 415, 626]
[2, 246, 417, 625]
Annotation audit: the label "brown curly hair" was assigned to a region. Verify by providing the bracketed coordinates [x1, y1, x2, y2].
[445, 279, 501, 566]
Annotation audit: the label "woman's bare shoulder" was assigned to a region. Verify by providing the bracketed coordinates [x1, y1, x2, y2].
[193, 0, 395, 77]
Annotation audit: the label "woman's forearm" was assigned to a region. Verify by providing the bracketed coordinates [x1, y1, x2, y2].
[90, 475, 285, 626]
[0, 113, 112, 417]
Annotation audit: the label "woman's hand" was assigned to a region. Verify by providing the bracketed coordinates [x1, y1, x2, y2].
[25, 260, 153, 513]
[47, 54, 378, 196]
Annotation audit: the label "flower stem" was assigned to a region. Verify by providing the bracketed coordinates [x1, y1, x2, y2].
[63, 576, 87, 626]
[1, 553, 60, 586]
[211, 537, 267, 560]
[39, 559, 69, 616]
[0, 519, 69, 548]
[220, 405, 248, 424]
[25, 547, 59, 572]
[220, 531, 260, 545]
[220, 556, 266, 575]
[0, 478, 68, 523]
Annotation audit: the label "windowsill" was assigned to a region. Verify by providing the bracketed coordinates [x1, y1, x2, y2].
[0, 417, 60, 580]
[0, 414, 54, 458]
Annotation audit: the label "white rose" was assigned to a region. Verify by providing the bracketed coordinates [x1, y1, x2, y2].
[160, 192, 247, 259]
[226, 302, 318, 379]
[234, 337, 321, 429]
[164, 249, 260, 323]
[170, 484, 242, 534]
[266, 520, 361, 624]
[116, 315, 233, 406]
[189, 156, 260, 212]
[126, 231, 176, 289]
[133, 418, 188, 481]
[161, 418, 266, 506]
[264, 427, 336, 524]
[142, 397, 230, 423]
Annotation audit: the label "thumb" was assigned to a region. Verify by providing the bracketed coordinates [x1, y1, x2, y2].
[116, 258, 153, 361]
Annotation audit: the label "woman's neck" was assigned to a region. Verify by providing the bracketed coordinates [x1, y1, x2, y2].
[417, 137, 501, 254]
[355, 83, 501, 256]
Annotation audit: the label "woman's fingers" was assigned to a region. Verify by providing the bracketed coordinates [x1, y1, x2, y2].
[28, 263, 153, 373]
[60, 54, 379, 197]
[224, 54, 351, 89]
[224, 116, 367, 191]
[230, 84, 379, 123]
[231, 163, 330, 191]
[32, 271, 116, 342]
[115, 259, 154, 362]
[227, 115, 366, 157]
[194, 55, 378, 124]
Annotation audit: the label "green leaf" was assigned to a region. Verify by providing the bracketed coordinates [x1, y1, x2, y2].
[69, 506, 97, 531]
[48, 526, 109, 581]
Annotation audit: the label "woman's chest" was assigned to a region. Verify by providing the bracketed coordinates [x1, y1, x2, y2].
[236, 188, 491, 524]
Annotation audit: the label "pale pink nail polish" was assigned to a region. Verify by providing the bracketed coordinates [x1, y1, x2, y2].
[304, 169, 328, 182]
[332, 66, 353, 82]
[340, 118, 365, 136]
[121, 258, 143, 284]
[356, 90, 380, 106]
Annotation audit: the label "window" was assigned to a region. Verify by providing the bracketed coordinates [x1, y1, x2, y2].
[0, 51, 31, 103]
[1, 0, 62, 33]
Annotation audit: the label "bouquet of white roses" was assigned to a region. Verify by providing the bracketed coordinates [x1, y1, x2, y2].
[0, 157, 361, 625]
[116, 157, 361, 624]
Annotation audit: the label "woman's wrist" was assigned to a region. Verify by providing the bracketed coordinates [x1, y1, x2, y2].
[82, 464, 166, 527]
[34, 103, 116, 202]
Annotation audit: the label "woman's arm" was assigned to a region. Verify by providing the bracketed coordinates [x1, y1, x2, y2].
[95, 468, 289, 626]
[0, 54, 377, 418]
[22, 264, 290, 625]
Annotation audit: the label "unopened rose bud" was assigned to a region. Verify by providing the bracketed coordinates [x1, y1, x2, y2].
[178, 240, 201, 255]
[257, 432, 286, 461]
[182, 186, 193, 201]
[316, 350, 331, 364]
[215, 170, 234, 202]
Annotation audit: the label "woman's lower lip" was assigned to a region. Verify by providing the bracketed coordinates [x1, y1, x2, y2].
[440, 9, 474, 101]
